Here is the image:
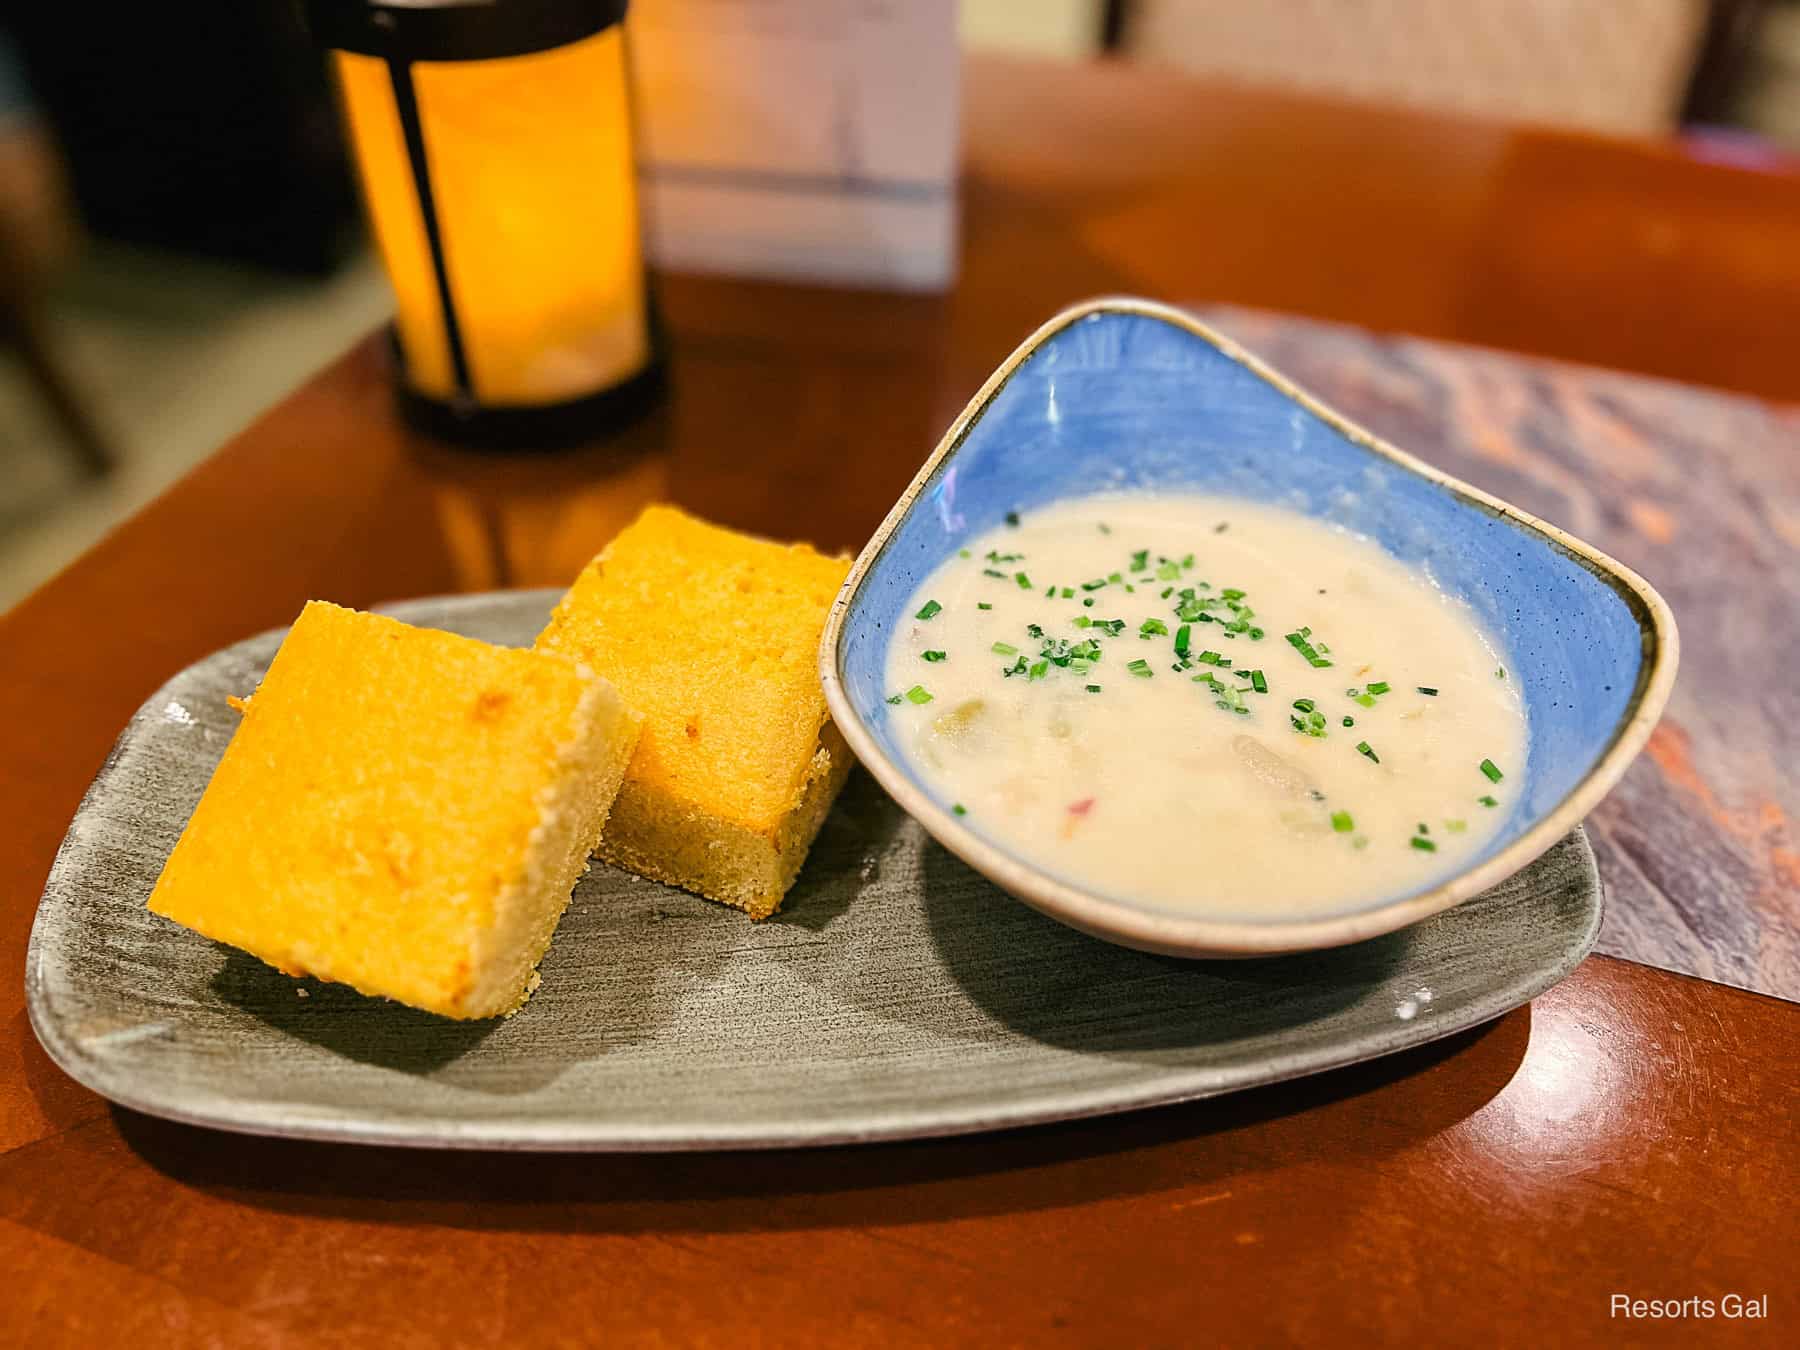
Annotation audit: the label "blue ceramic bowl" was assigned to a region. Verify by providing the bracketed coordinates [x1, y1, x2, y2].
[819, 299, 1677, 956]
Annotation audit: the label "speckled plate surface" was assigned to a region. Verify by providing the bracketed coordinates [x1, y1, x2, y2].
[27, 591, 1602, 1151]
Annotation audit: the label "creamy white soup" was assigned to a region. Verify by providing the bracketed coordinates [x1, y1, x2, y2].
[884, 494, 1527, 917]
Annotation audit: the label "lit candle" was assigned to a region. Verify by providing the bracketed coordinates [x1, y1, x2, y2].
[310, 0, 662, 444]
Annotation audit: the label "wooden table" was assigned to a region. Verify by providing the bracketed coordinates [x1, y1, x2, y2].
[4, 56, 1796, 1346]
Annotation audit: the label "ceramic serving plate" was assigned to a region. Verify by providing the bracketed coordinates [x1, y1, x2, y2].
[820, 298, 1677, 958]
[29, 591, 1602, 1150]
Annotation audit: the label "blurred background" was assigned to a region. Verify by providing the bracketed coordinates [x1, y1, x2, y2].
[3, 0, 1797, 610]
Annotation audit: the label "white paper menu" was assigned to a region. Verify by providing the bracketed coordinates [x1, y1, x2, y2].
[628, 0, 960, 291]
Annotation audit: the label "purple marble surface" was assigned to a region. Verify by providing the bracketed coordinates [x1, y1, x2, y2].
[1204, 307, 1799, 1003]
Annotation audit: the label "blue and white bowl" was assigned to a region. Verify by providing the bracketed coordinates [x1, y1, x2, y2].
[819, 299, 1678, 956]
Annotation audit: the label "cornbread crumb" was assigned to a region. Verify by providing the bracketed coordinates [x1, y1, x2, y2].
[147, 601, 642, 1018]
[536, 505, 853, 918]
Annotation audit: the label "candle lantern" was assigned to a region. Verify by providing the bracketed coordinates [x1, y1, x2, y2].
[308, 0, 663, 446]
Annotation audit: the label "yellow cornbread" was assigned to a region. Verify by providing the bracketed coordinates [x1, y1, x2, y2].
[147, 601, 642, 1019]
[536, 505, 854, 918]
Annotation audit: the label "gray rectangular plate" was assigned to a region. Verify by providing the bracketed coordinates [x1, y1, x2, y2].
[26, 591, 1601, 1150]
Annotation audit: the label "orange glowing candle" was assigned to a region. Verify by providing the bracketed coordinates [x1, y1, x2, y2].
[310, 0, 662, 445]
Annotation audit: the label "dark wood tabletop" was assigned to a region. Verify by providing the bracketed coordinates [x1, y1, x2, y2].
[4, 55, 1795, 1347]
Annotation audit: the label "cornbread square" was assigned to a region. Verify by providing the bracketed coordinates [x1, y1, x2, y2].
[148, 601, 642, 1019]
[535, 505, 854, 918]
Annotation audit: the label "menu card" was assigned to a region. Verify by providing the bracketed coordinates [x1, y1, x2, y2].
[629, 0, 960, 291]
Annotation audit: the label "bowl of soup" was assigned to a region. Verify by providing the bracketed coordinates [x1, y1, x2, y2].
[819, 298, 1678, 956]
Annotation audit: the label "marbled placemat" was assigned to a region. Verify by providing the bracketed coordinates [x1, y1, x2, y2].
[1203, 307, 1799, 1002]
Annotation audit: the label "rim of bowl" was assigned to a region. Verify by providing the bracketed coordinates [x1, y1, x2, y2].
[818, 297, 1679, 956]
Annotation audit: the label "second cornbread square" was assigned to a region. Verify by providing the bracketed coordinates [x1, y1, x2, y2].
[536, 506, 853, 918]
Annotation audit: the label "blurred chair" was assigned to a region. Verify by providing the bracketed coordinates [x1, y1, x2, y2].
[0, 30, 112, 477]
[1116, 0, 1720, 136]
[962, 0, 1107, 59]
[8, 3, 355, 277]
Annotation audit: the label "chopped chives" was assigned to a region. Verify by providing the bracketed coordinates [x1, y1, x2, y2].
[1080, 578, 1107, 591]
[991, 642, 1018, 656]
[982, 568, 1006, 579]
[952, 803, 967, 816]
[1417, 686, 1438, 696]
[1086, 683, 1102, 693]
[1368, 681, 1390, 696]
[1044, 584, 1054, 597]
[1161, 587, 1174, 599]
[1410, 836, 1438, 852]
[1479, 795, 1500, 808]
[1249, 669, 1267, 694]
[977, 602, 993, 610]
[1107, 571, 1123, 584]
[1127, 659, 1153, 678]
[885, 694, 902, 705]
[1356, 741, 1380, 763]
[1495, 665, 1507, 680]
[1015, 572, 1032, 589]
[1196, 650, 1229, 666]
[958, 548, 970, 558]
[1331, 810, 1355, 833]
[1082, 598, 1095, 607]
[1353, 693, 1376, 708]
[1072, 616, 1091, 628]
[1288, 708, 1326, 737]
[1417, 822, 1429, 835]
[1284, 629, 1334, 668]
[1098, 522, 1111, 534]
[1005, 511, 1021, 526]
[915, 599, 942, 621]
[905, 685, 933, 704]
[1292, 698, 1315, 713]
[1140, 618, 1169, 637]
[1130, 549, 1150, 572]
[1028, 660, 1049, 681]
[1221, 588, 1246, 601]
[1445, 819, 1468, 833]
[1479, 758, 1504, 783]
[1156, 561, 1181, 580]
[1174, 624, 1192, 656]
[1027, 623, 1044, 638]
[922, 650, 947, 662]
[1060, 586, 1075, 599]
[1342, 715, 1355, 727]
